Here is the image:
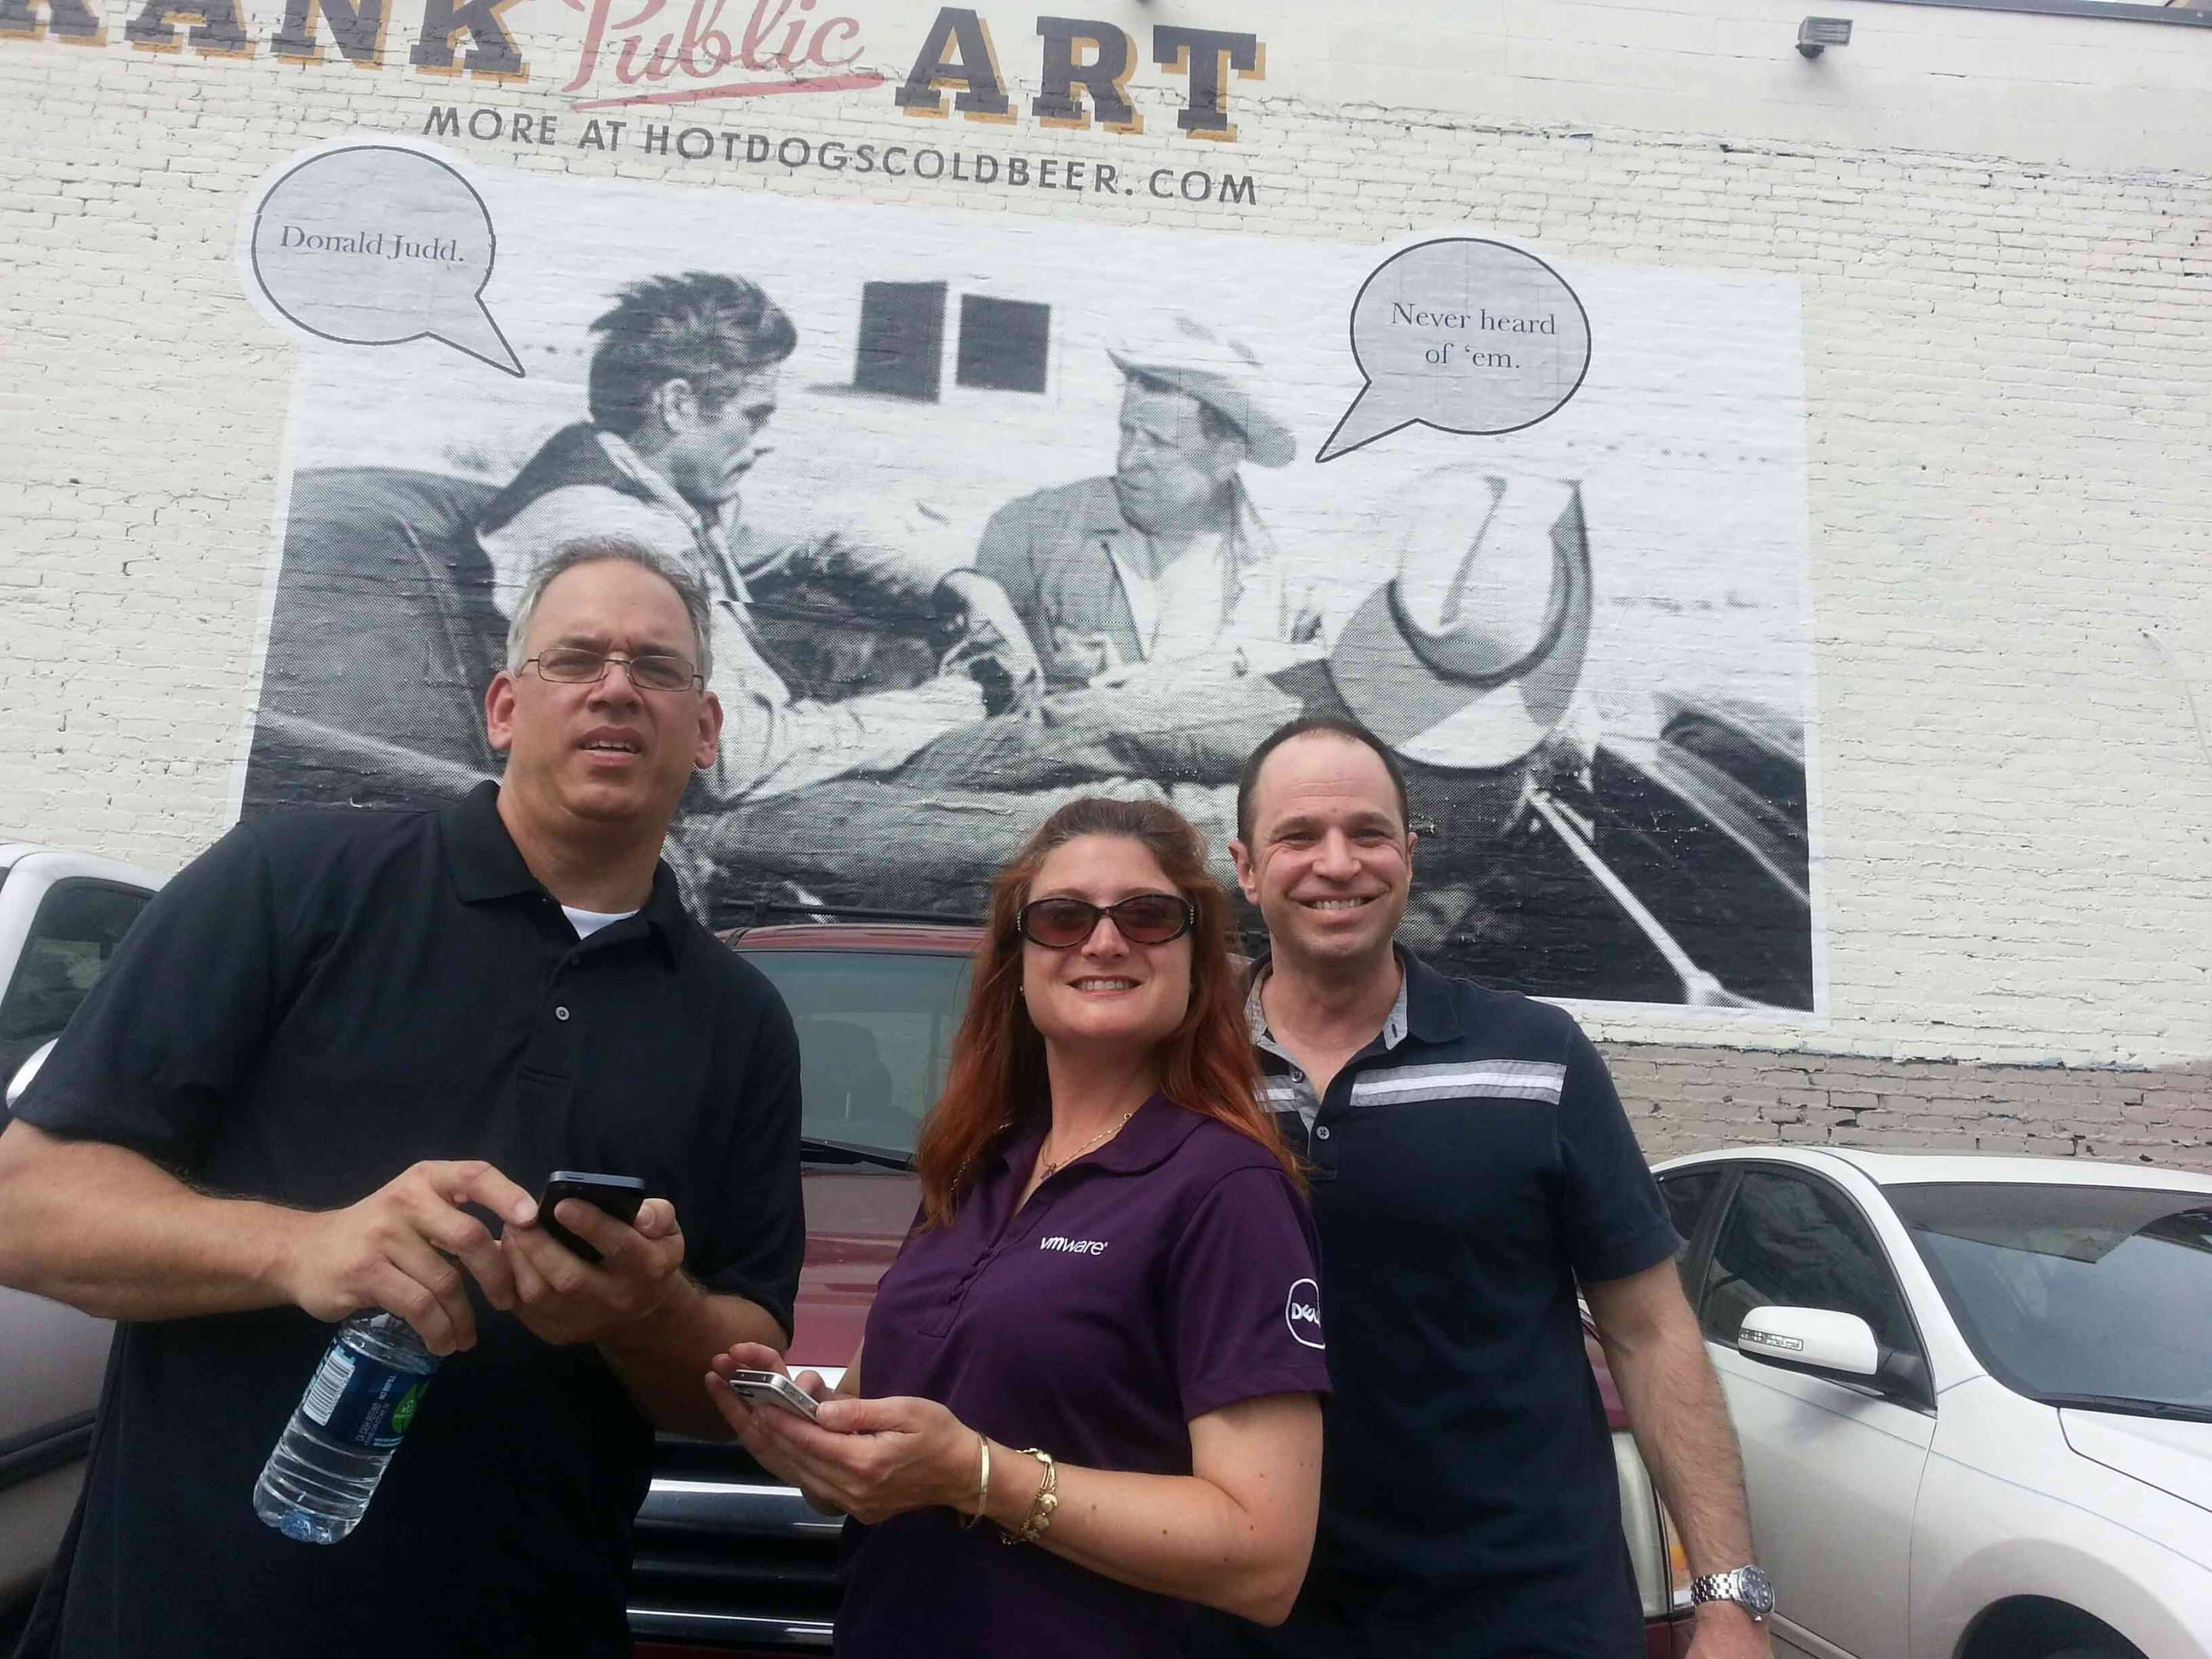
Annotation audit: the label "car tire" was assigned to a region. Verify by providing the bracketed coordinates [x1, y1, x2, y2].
[2043, 1647, 2136, 1659]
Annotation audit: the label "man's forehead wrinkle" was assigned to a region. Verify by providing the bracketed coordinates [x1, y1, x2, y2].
[548, 628, 687, 654]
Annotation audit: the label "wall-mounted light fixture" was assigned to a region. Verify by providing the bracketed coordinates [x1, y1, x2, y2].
[1797, 17, 1853, 57]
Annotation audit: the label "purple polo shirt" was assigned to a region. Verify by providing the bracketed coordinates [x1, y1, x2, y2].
[836, 1093, 1331, 1657]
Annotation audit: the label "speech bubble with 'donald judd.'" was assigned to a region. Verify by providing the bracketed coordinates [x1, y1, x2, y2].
[1318, 238, 1589, 462]
[248, 144, 522, 377]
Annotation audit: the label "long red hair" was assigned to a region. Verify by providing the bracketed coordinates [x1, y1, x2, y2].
[914, 795, 1296, 1227]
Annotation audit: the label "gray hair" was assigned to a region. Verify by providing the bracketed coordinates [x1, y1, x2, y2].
[505, 537, 716, 682]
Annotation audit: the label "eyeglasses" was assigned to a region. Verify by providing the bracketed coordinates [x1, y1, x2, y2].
[524, 647, 703, 694]
[1017, 894, 1196, 949]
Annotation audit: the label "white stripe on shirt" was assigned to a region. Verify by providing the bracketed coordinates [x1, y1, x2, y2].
[1347, 1060, 1567, 1107]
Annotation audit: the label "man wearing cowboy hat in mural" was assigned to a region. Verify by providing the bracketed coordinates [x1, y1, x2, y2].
[829, 469, 1598, 929]
[970, 315, 1324, 691]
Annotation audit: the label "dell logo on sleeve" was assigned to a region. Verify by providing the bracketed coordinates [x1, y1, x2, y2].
[1284, 1278, 1325, 1349]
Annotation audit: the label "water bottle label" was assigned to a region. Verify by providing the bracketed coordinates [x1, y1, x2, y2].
[301, 1340, 431, 1450]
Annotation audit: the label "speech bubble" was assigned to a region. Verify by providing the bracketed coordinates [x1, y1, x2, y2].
[1317, 238, 1588, 462]
[250, 145, 522, 377]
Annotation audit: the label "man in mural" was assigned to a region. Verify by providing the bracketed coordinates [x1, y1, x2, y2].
[702, 475, 1597, 926]
[247, 270, 1038, 820]
[479, 271, 1041, 801]
[972, 314, 1323, 690]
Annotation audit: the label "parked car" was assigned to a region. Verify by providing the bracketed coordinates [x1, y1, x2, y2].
[1653, 1145, 2212, 1659]
[0, 844, 164, 1634]
[629, 920, 1697, 1657]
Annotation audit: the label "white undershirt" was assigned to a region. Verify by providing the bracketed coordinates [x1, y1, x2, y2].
[1108, 531, 1229, 661]
[562, 905, 640, 940]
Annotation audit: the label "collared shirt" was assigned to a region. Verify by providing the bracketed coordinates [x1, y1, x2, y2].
[838, 1094, 1331, 1659]
[975, 475, 1324, 690]
[1203, 951, 1679, 1659]
[12, 783, 805, 1659]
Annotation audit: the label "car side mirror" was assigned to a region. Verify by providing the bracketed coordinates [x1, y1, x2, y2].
[1738, 1305, 1879, 1379]
[5, 1038, 57, 1111]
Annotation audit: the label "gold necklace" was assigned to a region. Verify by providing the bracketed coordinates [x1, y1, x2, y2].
[1036, 1104, 1141, 1182]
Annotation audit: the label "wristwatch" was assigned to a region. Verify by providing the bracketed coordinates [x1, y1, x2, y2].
[1689, 1565, 1776, 1622]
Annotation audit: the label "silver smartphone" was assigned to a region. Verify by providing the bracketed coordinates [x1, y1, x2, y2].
[723, 1368, 822, 1421]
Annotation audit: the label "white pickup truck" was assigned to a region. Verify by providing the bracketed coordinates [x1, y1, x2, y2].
[0, 844, 165, 1634]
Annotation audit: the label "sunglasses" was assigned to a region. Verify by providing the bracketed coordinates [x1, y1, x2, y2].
[1017, 894, 1197, 949]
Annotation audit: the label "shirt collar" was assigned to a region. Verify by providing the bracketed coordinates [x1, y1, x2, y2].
[1245, 945, 1449, 1051]
[439, 782, 688, 965]
[595, 430, 741, 583]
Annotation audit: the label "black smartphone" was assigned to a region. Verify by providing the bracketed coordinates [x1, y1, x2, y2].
[536, 1171, 649, 1264]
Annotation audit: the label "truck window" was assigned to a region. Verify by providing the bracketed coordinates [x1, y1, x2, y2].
[737, 950, 971, 1157]
[0, 880, 154, 1083]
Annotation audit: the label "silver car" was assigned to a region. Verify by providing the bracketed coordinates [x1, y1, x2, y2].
[0, 845, 162, 1633]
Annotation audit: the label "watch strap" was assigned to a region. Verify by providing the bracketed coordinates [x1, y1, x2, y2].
[1689, 1565, 1774, 1620]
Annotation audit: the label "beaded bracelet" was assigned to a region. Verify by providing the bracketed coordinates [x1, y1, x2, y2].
[1002, 1448, 1058, 1545]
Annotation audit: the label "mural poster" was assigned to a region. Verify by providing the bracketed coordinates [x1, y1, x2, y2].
[240, 144, 1822, 1012]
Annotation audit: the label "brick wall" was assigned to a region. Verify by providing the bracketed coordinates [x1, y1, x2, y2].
[3, 0, 2208, 1167]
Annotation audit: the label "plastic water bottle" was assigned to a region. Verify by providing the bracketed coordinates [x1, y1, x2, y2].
[253, 1310, 440, 1544]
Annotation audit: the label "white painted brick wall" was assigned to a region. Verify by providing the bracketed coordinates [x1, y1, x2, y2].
[3, 0, 2208, 1162]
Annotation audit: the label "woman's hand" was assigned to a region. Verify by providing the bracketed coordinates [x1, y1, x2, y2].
[707, 1366, 980, 1526]
[704, 1344, 844, 1513]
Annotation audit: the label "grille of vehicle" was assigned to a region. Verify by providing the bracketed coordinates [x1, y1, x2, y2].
[629, 1435, 839, 1651]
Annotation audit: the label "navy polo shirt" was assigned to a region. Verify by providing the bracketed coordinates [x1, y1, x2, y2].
[838, 1094, 1332, 1658]
[1198, 951, 1677, 1659]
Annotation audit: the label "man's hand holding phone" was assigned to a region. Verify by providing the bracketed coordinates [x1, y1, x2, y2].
[504, 1171, 685, 1346]
[280, 1158, 538, 1356]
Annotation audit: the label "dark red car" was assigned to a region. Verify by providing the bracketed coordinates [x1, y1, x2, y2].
[630, 922, 1694, 1657]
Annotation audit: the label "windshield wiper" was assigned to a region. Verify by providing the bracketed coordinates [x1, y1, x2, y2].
[2034, 1392, 2212, 1424]
[799, 1135, 914, 1172]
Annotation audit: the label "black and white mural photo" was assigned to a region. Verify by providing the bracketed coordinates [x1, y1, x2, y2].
[240, 147, 1822, 1013]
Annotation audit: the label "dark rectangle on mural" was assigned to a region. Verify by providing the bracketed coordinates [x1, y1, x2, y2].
[957, 295, 1051, 393]
[854, 280, 946, 400]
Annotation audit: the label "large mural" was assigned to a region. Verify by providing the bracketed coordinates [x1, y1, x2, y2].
[238, 143, 1822, 1013]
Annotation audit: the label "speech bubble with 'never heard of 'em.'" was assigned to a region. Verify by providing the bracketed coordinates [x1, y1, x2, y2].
[1317, 238, 1589, 462]
[250, 145, 522, 377]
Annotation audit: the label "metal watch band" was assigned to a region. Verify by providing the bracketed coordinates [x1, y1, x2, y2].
[1689, 1565, 1776, 1621]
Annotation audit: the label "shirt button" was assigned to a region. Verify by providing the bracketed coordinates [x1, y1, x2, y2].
[555, 1005, 571, 1022]
[1315, 1125, 1331, 1141]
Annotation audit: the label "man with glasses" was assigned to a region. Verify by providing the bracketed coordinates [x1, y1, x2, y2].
[0, 539, 806, 1658]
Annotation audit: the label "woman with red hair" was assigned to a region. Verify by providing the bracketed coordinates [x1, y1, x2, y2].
[706, 795, 1330, 1657]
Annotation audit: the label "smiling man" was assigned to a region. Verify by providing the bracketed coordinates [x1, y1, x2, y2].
[0, 539, 805, 1657]
[1191, 717, 1775, 1659]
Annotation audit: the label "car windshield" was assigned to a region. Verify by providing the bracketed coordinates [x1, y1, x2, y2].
[736, 949, 971, 1164]
[1889, 1182, 2212, 1416]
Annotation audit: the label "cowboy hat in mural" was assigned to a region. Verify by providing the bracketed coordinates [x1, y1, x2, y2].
[1326, 474, 1592, 772]
[1106, 314, 1297, 469]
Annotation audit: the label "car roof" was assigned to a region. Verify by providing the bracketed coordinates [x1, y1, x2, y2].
[721, 920, 983, 956]
[1657, 1144, 2212, 1194]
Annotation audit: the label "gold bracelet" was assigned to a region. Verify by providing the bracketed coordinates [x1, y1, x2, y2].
[1002, 1447, 1058, 1545]
[959, 1432, 991, 1530]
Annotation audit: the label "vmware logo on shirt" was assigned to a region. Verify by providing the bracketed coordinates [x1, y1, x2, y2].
[1041, 1236, 1109, 1255]
[1285, 1278, 1325, 1349]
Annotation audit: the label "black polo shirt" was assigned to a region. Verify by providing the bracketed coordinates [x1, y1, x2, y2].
[12, 783, 804, 1659]
[1197, 951, 1677, 1659]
